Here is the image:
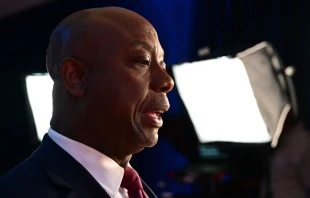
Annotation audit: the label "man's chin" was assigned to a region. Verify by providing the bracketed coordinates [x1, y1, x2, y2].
[131, 135, 157, 154]
[144, 133, 159, 148]
[134, 125, 159, 148]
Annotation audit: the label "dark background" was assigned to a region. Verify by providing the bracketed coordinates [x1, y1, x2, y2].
[0, 0, 308, 197]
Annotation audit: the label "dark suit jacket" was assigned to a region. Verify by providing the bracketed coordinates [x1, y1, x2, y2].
[0, 135, 157, 198]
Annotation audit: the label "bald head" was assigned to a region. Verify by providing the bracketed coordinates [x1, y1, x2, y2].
[48, 6, 173, 164]
[46, 7, 154, 80]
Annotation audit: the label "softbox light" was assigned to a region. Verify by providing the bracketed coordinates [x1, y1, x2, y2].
[172, 42, 292, 146]
[25, 73, 53, 141]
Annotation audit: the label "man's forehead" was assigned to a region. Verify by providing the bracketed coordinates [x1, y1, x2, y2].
[66, 10, 164, 57]
[93, 16, 163, 55]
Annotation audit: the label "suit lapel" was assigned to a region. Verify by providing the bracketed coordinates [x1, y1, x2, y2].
[32, 135, 111, 198]
[142, 179, 157, 198]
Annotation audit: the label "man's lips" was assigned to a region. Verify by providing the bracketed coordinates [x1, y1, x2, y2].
[141, 104, 170, 128]
[142, 111, 164, 128]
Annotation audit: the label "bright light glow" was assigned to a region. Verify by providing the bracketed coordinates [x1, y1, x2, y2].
[172, 57, 271, 143]
[25, 73, 53, 141]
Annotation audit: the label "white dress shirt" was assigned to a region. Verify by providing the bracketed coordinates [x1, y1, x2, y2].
[48, 128, 128, 198]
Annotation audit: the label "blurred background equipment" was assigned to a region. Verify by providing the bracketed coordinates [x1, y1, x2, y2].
[165, 42, 297, 198]
[172, 56, 271, 144]
[236, 42, 298, 148]
[25, 73, 53, 141]
[0, 0, 309, 198]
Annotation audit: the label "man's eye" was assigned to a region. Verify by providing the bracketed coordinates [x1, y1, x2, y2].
[136, 60, 150, 66]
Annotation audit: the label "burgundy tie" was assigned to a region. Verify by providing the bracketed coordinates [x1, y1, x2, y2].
[121, 166, 147, 198]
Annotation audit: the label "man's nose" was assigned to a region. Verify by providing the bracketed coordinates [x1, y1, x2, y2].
[151, 67, 174, 93]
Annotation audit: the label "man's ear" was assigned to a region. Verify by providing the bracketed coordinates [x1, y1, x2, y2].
[59, 57, 88, 98]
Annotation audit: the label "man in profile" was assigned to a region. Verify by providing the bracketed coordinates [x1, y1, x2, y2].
[0, 6, 174, 198]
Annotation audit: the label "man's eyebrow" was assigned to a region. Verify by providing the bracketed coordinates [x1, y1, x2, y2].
[130, 40, 153, 51]
[130, 40, 165, 55]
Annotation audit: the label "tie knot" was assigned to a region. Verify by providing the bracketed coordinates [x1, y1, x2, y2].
[121, 166, 143, 190]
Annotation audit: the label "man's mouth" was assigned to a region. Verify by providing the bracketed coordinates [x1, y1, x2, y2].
[142, 110, 164, 128]
[144, 111, 164, 119]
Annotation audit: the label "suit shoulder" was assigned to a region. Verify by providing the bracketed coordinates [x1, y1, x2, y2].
[0, 154, 44, 180]
[0, 154, 50, 197]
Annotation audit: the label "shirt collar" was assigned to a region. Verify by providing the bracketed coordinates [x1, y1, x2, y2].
[48, 128, 125, 198]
